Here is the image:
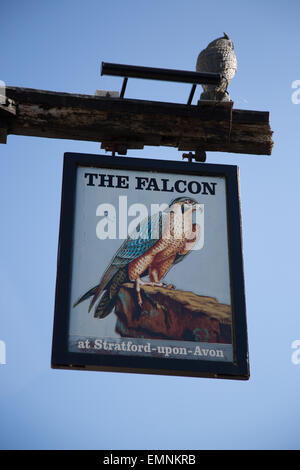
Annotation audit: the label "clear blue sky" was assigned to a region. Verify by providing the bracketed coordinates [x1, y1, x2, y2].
[1, 0, 300, 450]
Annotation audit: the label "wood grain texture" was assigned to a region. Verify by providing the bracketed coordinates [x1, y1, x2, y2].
[4, 86, 273, 155]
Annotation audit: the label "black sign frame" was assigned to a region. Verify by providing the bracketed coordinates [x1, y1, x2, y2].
[51, 153, 249, 380]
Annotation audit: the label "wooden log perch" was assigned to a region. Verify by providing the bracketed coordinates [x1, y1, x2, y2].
[3, 86, 273, 155]
[114, 283, 232, 344]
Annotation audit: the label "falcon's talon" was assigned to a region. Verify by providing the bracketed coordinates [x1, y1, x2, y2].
[159, 282, 174, 289]
[149, 282, 163, 287]
[135, 278, 166, 305]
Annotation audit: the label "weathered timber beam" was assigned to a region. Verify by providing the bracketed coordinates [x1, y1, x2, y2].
[0, 97, 17, 117]
[0, 97, 17, 144]
[3, 86, 273, 155]
[0, 128, 7, 144]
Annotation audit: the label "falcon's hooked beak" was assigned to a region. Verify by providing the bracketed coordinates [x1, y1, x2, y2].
[180, 199, 199, 213]
[168, 197, 200, 216]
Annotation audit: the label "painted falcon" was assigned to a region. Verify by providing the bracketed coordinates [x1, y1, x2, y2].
[73, 197, 201, 318]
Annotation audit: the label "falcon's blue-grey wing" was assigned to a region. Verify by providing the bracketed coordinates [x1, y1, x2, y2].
[81, 210, 168, 312]
[110, 210, 166, 266]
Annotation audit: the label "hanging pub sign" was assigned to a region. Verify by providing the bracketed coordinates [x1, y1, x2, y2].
[51, 153, 249, 380]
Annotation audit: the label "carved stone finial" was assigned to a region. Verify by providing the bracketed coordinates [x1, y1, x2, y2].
[196, 33, 237, 101]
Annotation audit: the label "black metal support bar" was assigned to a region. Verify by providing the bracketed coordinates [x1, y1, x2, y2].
[187, 84, 197, 105]
[101, 62, 221, 86]
[120, 77, 128, 98]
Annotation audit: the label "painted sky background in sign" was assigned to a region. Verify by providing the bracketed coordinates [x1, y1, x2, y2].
[0, 0, 300, 450]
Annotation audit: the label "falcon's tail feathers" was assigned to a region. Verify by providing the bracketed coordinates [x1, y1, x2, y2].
[94, 290, 116, 319]
[87, 266, 120, 313]
[73, 285, 99, 308]
[88, 266, 128, 314]
[73, 266, 128, 318]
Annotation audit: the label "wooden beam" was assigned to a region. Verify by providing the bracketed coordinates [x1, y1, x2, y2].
[0, 97, 17, 117]
[0, 97, 16, 144]
[4, 86, 273, 155]
[0, 128, 7, 144]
